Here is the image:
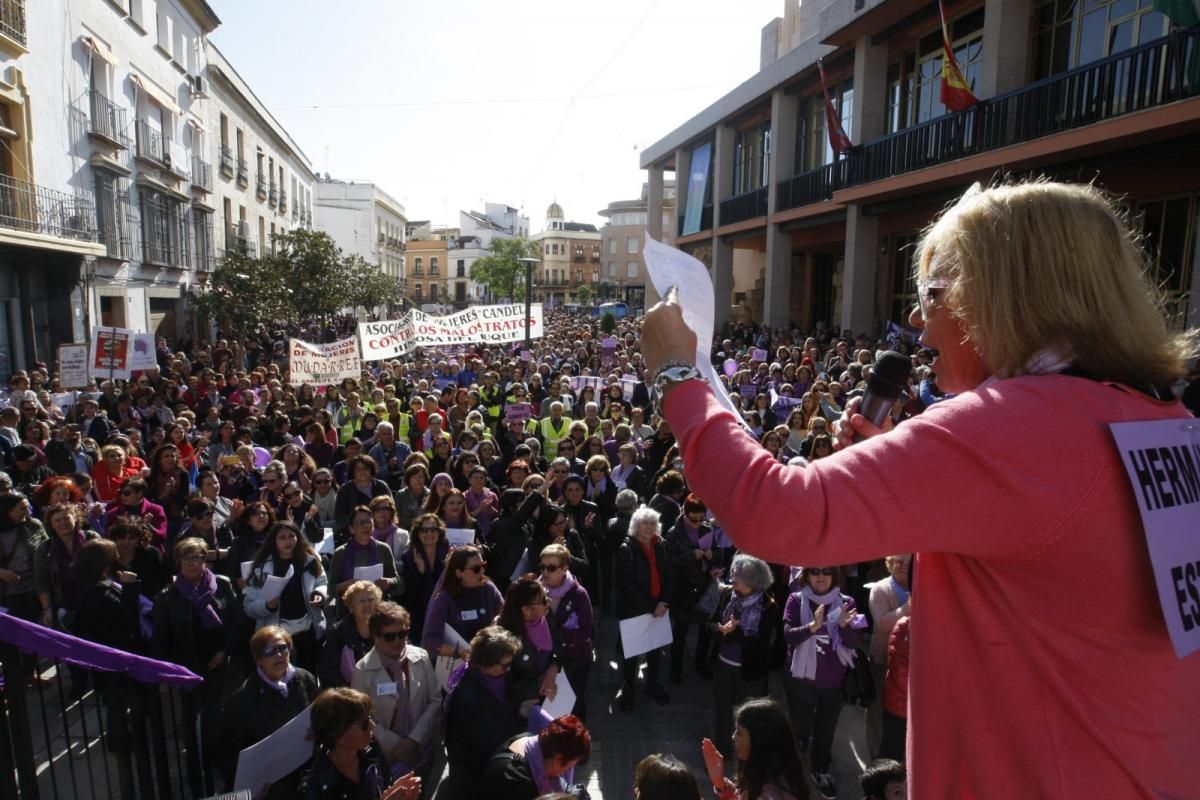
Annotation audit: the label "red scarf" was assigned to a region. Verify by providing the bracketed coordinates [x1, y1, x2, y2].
[639, 538, 660, 601]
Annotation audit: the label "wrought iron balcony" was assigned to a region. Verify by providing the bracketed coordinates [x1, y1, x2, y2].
[777, 28, 1200, 212]
[236, 159, 249, 186]
[191, 157, 212, 191]
[268, 184, 278, 207]
[225, 226, 257, 258]
[718, 187, 768, 226]
[135, 120, 166, 165]
[87, 90, 130, 148]
[255, 174, 267, 199]
[676, 204, 713, 237]
[0, 0, 25, 47]
[279, 189, 287, 213]
[0, 173, 97, 242]
[219, 145, 234, 177]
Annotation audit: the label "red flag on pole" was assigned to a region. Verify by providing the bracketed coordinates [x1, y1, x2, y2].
[818, 60, 853, 154]
[939, 0, 978, 111]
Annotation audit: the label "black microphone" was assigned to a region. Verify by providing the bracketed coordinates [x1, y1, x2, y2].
[854, 350, 911, 442]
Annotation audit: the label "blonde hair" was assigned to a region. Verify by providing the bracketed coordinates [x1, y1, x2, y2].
[917, 179, 1196, 388]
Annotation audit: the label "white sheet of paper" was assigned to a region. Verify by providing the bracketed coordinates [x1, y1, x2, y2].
[239, 560, 254, 581]
[317, 527, 335, 556]
[259, 564, 294, 604]
[443, 623, 470, 651]
[445, 527, 475, 548]
[353, 563, 384, 583]
[233, 704, 313, 792]
[541, 670, 576, 719]
[619, 611, 674, 659]
[510, 551, 531, 582]
[642, 235, 748, 428]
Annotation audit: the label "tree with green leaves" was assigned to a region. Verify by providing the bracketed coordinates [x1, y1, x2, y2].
[273, 228, 356, 320]
[469, 237, 540, 302]
[600, 311, 617, 334]
[575, 284, 593, 306]
[189, 248, 293, 338]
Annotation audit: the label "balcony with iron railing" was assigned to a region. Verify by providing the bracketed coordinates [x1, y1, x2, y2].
[219, 144, 234, 177]
[192, 156, 213, 191]
[134, 120, 166, 166]
[776, 28, 1200, 213]
[236, 158, 249, 186]
[0, 173, 97, 243]
[279, 188, 287, 213]
[269, 184, 278, 207]
[718, 186, 768, 227]
[0, 0, 25, 49]
[87, 90, 130, 148]
[676, 204, 713, 237]
[255, 173, 267, 200]
[225, 226, 257, 258]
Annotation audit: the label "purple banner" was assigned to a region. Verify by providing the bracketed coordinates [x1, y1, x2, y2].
[0, 610, 203, 688]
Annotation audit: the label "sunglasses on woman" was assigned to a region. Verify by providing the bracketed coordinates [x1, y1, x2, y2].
[464, 563, 486, 574]
[260, 643, 291, 658]
[538, 563, 563, 573]
[378, 629, 409, 642]
[807, 567, 836, 576]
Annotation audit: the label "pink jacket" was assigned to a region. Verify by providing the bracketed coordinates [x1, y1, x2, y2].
[666, 374, 1199, 798]
[105, 497, 169, 547]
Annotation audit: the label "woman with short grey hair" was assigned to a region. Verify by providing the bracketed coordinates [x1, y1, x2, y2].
[615, 505, 675, 711]
[708, 553, 779, 754]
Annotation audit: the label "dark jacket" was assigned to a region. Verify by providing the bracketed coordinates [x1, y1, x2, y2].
[334, 479, 391, 535]
[647, 493, 681, 532]
[561, 498, 601, 550]
[486, 492, 543, 592]
[583, 478, 618, 525]
[150, 573, 241, 673]
[75, 577, 143, 656]
[615, 534, 676, 619]
[302, 741, 391, 800]
[479, 736, 540, 800]
[444, 667, 523, 779]
[665, 518, 723, 611]
[45, 439, 97, 476]
[220, 667, 319, 798]
[614, 464, 648, 501]
[708, 586, 779, 681]
[551, 579, 594, 664]
[318, 616, 375, 689]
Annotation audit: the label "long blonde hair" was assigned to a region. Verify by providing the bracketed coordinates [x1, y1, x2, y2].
[916, 179, 1196, 389]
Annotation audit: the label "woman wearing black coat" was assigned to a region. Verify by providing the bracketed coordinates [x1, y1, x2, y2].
[615, 505, 676, 713]
[485, 488, 544, 594]
[219, 626, 319, 798]
[151, 536, 241, 797]
[443, 626, 525, 799]
[665, 495, 725, 684]
[334, 456, 392, 539]
[73, 538, 152, 799]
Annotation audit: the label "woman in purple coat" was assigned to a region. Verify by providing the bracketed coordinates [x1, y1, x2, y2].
[782, 565, 865, 799]
[537, 542, 594, 721]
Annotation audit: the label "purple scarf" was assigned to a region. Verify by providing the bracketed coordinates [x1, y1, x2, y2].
[521, 734, 571, 795]
[173, 569, 223, 630]
[543, 571, 576, 604]
[586, 477, 607, 500]
[525, 615, 553, 654]
[341, 538, 379, 581]
[475, 665, 508, 705]
[372, 525, 397, 545]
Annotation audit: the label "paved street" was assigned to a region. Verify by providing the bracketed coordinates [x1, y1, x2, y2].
[569, 614, 870, 800]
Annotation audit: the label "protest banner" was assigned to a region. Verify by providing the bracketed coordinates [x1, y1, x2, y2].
[505, 403, 533, 424]
[569, 376, 604, 394]
[89, 327, 132, 381]
[288, 336, 361, 386]
[739, 383, 758, 398]
[359, 304, 544, 360]
[57, 344, 89, 389]
[751, 347, 768, 362]
[127, 333, 158, 371]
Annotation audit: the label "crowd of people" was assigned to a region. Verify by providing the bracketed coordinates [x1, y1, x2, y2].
[4, 247, 1193, 799]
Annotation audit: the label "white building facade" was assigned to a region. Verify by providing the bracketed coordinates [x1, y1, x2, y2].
[207, 44, 315, 266]
[456, 203, 529, 305]
[312, 179, 407, 284]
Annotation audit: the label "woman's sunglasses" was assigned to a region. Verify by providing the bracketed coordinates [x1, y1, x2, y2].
[378, 629, 409, 642]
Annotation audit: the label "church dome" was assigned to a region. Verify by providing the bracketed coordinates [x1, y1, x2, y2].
[546, 201, 564, 220]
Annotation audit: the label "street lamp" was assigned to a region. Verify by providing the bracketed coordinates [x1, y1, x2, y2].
[517, 256, 540, 350]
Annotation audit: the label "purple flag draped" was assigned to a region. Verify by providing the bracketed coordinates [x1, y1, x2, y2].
[0, 611, 202, 688]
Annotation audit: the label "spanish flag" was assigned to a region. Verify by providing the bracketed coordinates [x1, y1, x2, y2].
[939, 0, 978, 112]
[818, 60, 853, 154]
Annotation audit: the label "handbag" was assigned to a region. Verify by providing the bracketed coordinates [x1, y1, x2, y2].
[841, 647, 875, 708]
[694, 578, 722, 617]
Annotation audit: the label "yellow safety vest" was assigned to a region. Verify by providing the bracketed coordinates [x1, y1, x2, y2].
[539, 416, 571, 460]
[480, 386, 502, 420]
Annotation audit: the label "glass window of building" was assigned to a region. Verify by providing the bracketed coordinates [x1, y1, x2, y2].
[626, 261, 639, 279]
[1035, 0, 1168, 79]
[885, 8, 984, 134]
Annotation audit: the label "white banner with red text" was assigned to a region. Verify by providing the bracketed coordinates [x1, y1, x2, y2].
[358, 303, 544, 360]
[288, 336, 362, 386]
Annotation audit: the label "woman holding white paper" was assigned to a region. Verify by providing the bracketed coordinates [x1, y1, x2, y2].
[421, 545, 503, 674]
[243, 520, 328, 673]
[615, 505, 675, 712]
[330, 506, 400, 602]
